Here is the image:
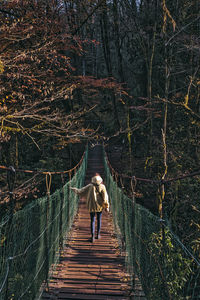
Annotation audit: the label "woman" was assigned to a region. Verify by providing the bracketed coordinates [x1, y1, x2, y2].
[70, 173, 109, 243]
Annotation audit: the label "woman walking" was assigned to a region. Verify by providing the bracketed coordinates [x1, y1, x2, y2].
[70, 173, 109, 243]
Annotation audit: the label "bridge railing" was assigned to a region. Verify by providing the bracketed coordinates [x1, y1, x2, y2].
[0, 147, 88, 300]
[103, 149, 200, 300]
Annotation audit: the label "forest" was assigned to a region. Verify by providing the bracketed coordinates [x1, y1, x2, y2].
[0, 0, 200, 296]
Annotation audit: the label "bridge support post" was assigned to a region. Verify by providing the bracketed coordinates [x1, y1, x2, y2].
[131, 196, 136, 293]
[59, 174, 65, 255]
[5, 166, 16, 300]
[44, 173, 52, 292]
[44, 196, 50, 292]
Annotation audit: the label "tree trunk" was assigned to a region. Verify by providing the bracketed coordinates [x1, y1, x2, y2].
[100, 0, 121, 130]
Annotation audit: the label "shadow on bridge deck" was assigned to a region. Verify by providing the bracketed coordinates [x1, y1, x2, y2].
[42, 144, 146, 300]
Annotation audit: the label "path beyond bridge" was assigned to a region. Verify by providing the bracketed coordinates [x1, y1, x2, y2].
[42, 144, 146, 300]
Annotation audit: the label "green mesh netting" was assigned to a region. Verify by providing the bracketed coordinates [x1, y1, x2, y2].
[103, 149, 200, 300]
[0, 147, 88, 300]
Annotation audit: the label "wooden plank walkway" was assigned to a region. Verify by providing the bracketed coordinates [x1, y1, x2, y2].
[42, 144, 146, 300]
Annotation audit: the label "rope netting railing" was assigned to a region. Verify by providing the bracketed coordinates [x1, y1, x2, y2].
[103, 148, 200, 300]
[0, 146, 88, 300]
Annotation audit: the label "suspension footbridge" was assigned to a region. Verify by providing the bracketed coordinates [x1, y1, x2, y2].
[42, 144, 145, 300]
[0, 144, 200, 299]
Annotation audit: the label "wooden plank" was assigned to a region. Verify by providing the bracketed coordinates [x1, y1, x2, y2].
[58, 264, 123, 269]
[51, 278, 128, 285]
[54, 287, 127, 295]
[43, 293, 130, 300]
[49, 283, 129, 290]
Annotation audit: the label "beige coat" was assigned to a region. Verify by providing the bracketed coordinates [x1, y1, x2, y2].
[71, 177, 109, 213]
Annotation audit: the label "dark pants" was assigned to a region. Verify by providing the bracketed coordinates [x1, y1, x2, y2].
[90, 212, 102, 237]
